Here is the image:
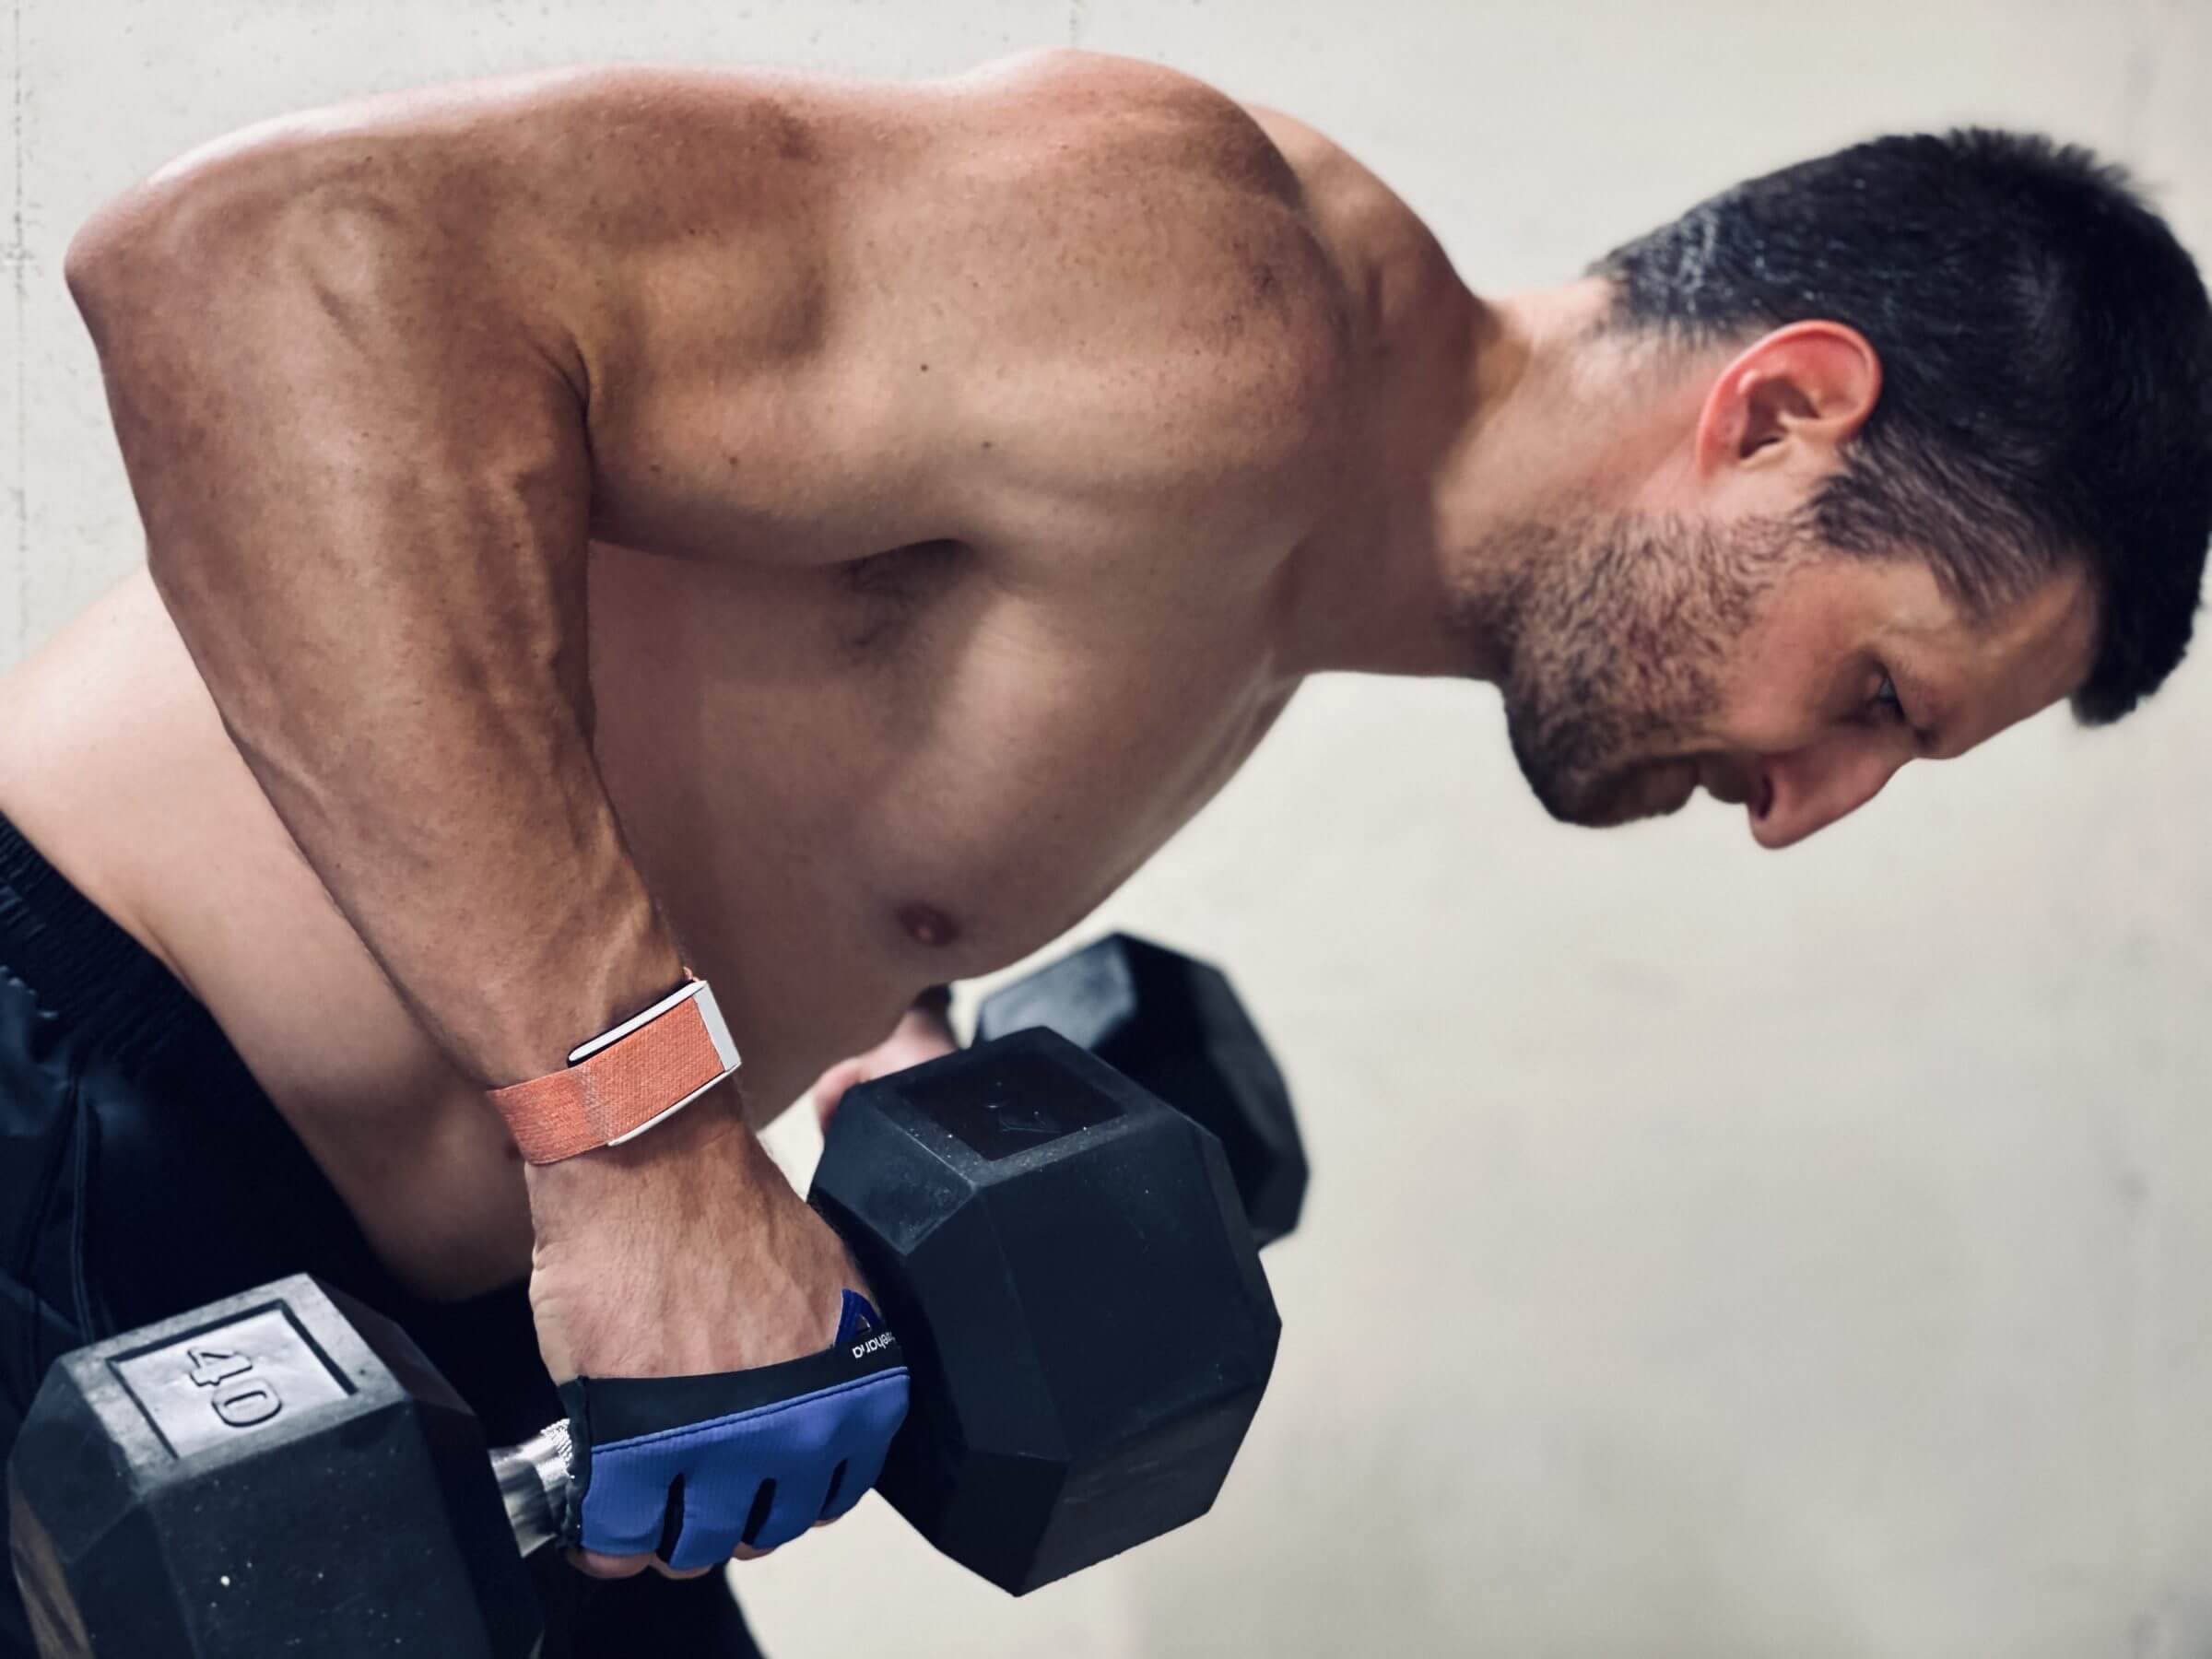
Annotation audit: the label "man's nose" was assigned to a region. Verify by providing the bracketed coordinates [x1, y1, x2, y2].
[1749, 741, 1909, 850]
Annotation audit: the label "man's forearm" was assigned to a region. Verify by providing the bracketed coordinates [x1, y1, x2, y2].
[67, 144, 688, 1092]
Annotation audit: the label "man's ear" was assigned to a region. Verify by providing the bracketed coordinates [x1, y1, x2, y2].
[1694, 321, 1882, 477]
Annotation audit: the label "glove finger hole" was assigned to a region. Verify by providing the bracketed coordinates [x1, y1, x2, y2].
[653, 1475, 688, 1564]
[745, 1472, 837, 1553]
[820, 1444, 886, 1523]
[738, 1477, 779, 1549]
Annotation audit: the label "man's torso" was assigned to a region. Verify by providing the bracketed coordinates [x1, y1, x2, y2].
[0, 51, 1464, 1299]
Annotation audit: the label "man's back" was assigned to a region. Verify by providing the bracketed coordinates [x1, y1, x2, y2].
[0, 51, 1449, 1297]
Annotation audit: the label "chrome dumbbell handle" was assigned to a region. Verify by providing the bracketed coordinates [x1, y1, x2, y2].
[488, 1419, 573, 1558]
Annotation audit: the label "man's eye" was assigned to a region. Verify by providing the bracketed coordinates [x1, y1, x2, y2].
[1869, 674, 1906, 724]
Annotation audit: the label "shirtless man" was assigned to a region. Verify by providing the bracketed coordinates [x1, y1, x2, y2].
[2, 47, 2206, 1657]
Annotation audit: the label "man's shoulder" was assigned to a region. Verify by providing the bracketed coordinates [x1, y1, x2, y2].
[966, 50, 1301, 189]
[927, 53, 1359, 504]
[967, 50, 1345, 316]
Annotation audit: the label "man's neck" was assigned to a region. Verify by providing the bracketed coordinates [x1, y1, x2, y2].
[1280, 277, 1642, 682]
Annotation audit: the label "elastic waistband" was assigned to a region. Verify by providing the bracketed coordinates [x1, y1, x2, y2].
[0, 812, 222, 1080]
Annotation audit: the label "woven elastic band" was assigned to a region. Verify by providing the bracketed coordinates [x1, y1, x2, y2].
[490, 982, 737, 1163]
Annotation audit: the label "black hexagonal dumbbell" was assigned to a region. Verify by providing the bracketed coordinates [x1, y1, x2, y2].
[976, 934, 1309, 1248]
[811, 1029, 1278, 1594]
[6, 1277, 559, 1659]
[8, 1029, 1278, 1653]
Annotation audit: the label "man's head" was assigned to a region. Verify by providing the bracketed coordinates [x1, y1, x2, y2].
[1489, 130, 2212, 847]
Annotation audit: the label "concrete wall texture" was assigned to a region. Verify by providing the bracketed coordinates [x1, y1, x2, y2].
[6, 2, 2210, 1654]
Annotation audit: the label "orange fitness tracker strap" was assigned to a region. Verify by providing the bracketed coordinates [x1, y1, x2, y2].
[490, 977, 742, 1164]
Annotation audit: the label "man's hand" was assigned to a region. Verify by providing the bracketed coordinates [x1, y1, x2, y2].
[524, 1090, 888, 1577]
[808, 998, 961, 1135]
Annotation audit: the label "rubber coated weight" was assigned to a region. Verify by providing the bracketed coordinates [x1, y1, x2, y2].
[976, 934, 1308, 1247]
[810, 1028, 1280, 1594]
[6, 1277, 540, 1659]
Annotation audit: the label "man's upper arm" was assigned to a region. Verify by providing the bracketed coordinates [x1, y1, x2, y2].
[66, 133, 593, 709]
[65, 87, 594, 534]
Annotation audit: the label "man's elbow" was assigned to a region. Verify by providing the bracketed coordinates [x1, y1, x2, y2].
[67, 189, 228, 357]
[64, 189, 168, 342]
[65, 133, 332, 347]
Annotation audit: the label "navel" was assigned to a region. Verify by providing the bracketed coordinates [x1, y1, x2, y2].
[897, 901, 963, 949]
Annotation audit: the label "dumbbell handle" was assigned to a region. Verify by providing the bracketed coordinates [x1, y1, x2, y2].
[487, 1420, 574, 1558]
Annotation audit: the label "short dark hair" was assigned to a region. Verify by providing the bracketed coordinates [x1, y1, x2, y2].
[1593, 129, 2212, 724]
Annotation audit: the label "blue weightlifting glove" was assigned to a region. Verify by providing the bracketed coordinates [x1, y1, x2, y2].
[558, 1291, 909, 1570]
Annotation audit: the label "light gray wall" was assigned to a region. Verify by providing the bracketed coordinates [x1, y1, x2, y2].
[8, 3, 2211, 1654]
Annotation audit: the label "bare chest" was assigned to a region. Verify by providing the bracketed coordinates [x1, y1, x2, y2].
[587, 535, 1297, 1080]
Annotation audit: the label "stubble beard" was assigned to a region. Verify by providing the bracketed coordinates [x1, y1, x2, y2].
[1479, 511, 1796, 827]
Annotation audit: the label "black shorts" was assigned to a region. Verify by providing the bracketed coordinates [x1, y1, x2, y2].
[0, 813, 762, 1658]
